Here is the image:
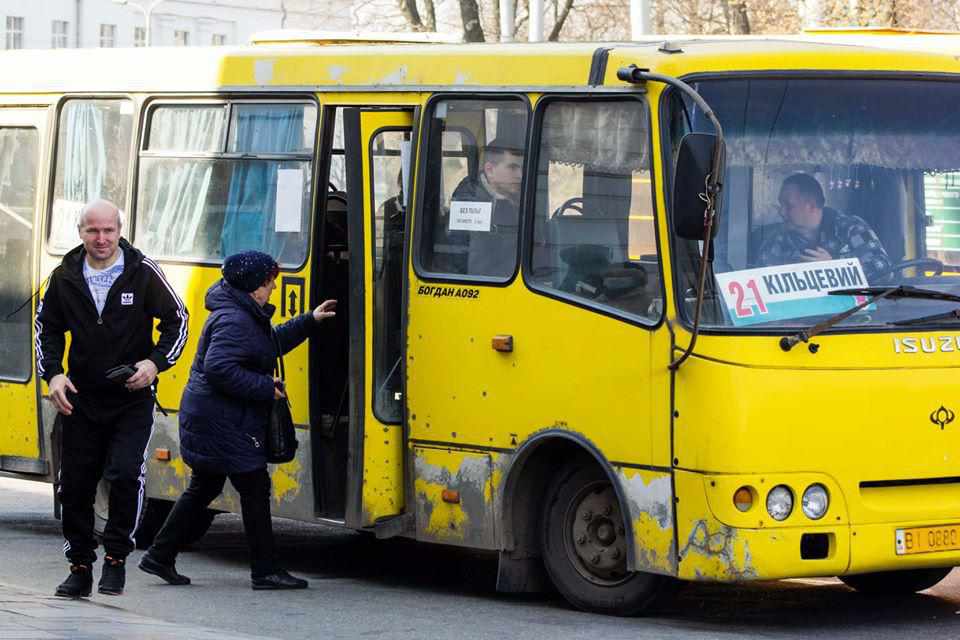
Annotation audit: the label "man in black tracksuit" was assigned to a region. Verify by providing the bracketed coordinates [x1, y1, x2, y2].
[36, 200, 188, 598]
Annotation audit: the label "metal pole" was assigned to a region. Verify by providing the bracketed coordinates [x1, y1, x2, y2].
[145, 0, 166, 46]
[804, 0, 822, 29]
[528, 0, 543, 41]
[75, 0, 82, 47]
[630, 0, 651, 38]
[500, 0, 514, 42]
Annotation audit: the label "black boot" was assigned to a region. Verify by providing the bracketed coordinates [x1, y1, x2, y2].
[251, 569, 308, 590]
[138, 552, 191, 585]
[98, 556, 126, 595]
[55, 564, 93, 598]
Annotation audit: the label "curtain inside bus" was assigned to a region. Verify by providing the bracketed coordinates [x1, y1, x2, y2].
[220, 105, 304, 258]
[139, 106, 223, 256]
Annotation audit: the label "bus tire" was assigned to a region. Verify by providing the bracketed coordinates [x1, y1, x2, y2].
[839, 567, 952, 595]
[540, 464, 667, 616]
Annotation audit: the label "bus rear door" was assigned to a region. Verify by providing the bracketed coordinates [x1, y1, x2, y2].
[0, 108, 48, 476]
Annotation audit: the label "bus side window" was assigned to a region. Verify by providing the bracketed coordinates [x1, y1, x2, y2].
[136, 101, 317, 267]
[528, 98, 660, 323]
[0, 126, 39, 381]
[49, 99, 133, 254]
[417, 98, 528, 281]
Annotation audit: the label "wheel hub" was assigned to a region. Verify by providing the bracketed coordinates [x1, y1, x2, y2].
[566, 482, 629, 584]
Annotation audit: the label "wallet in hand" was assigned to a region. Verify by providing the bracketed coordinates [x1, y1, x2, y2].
[105, 364, 137, 383]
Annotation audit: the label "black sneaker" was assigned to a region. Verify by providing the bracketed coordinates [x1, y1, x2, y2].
[138, 552, 191, 585]
[55, 564, 92, 598]
[251, 569, 308, 590]
[98, 556, 126, 595]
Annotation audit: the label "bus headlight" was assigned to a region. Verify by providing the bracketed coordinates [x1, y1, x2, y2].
[766, 485, 793, 521]
[801, 484, 829, 520]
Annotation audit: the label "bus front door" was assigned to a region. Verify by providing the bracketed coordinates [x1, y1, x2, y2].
[0, 108, 48, 476]
[343, 107, 415, 527]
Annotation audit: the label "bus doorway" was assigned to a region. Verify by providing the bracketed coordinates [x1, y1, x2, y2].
[0, 108, 47, 475]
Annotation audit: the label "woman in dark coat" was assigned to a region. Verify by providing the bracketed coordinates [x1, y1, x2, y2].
[138, 251, 335, 590]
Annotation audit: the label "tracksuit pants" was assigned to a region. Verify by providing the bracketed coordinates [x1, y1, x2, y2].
[149, 467, 275, 578]
[59, 393, 153, 565]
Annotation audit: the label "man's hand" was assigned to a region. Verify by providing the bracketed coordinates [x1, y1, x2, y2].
[49, 374, 77, 416]
[125, 360, 159, 392]
[273, 377, 286, 400]
[801, 247, 832, 262]
[312, 299, 337, 323]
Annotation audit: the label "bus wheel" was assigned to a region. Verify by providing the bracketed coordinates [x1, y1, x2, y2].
[541, 464, 665, 615]
[840, 567, 952, 595]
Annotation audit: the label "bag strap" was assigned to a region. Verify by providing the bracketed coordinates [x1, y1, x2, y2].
[272, 329, 286, 382]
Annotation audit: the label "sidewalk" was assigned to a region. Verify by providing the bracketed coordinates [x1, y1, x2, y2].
[0, 582, 277, 640]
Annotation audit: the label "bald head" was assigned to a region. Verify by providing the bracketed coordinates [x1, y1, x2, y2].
[78, 199, 122, 231]
[78, 199, 122, 268]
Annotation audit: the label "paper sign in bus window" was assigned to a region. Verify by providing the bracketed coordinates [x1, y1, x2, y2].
[714, 258, 870, 326]
[275, 169, 303, 233]
[449, 200, 492, 232]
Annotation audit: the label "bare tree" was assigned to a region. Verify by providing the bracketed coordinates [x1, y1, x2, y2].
[397, 0, 428, 29]
[461, 0, 487, 40]
[548, 0, 576, 39]
[424, 0, 438, 30]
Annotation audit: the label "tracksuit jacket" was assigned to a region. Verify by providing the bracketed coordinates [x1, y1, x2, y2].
[35, 238, 189, 394]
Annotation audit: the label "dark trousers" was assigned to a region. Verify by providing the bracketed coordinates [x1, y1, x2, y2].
[150, 467, 275, 578]
[59, 395, 153, 565]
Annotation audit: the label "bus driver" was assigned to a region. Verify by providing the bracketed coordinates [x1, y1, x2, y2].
[757, 173, 891, 280]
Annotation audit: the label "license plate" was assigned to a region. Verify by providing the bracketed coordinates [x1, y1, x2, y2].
[895, 524, 960, 555]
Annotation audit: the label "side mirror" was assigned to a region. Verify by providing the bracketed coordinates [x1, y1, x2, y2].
[673, 132, 721, 240]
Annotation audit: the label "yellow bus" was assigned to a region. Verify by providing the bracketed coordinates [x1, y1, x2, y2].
[1, 32, 960, 614]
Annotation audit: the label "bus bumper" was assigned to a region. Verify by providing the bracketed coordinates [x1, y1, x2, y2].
[674, 470, 959, 581]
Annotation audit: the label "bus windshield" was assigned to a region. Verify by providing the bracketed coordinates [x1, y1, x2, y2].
[670, 78, 960, 330]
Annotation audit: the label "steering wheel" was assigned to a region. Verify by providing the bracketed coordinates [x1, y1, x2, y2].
[551, 197, 584, 219]
[872, 257, 944, 280]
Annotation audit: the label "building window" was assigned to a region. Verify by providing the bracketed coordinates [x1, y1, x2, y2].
[174, 30, 189, 46]
[134, 26, 146, 47]
[99, 24, 116, 48]
[211, 33, 226, 46]
[5, 17, 24, 50]
[52, 20, 69, 48]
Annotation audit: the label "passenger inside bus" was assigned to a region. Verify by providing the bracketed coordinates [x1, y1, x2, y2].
[755, 173, 891, 279]
[450, 137, 523, 277]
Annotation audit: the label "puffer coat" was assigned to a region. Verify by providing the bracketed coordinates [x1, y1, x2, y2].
[179, 279, 315, 473]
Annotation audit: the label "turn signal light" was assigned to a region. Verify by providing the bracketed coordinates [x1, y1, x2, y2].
[154, 448, 171, 462]
[733, 486, 754, 512]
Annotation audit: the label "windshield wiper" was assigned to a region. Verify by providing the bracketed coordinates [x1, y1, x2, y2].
[891, 308, 960, 327]
[779, 286, 960, 352]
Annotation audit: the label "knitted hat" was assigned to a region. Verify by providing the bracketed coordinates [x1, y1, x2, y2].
[222, 251, 279, 293]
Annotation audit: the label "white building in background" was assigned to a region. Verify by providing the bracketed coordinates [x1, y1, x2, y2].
[0, 0, 353, 49]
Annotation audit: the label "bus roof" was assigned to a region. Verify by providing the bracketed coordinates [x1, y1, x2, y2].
[1, 35, 958, 95]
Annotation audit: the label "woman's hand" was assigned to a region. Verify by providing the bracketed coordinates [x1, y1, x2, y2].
[273, 377, 286, 400]
[312, 299, 337, 323]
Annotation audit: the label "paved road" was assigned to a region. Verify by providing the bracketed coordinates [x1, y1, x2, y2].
[0, 477, 958, 639]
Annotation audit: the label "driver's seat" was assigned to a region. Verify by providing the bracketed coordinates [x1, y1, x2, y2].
[546, 213, 626, 292]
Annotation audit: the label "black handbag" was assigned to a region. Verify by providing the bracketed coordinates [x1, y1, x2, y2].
[266, 331, 298, 464]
